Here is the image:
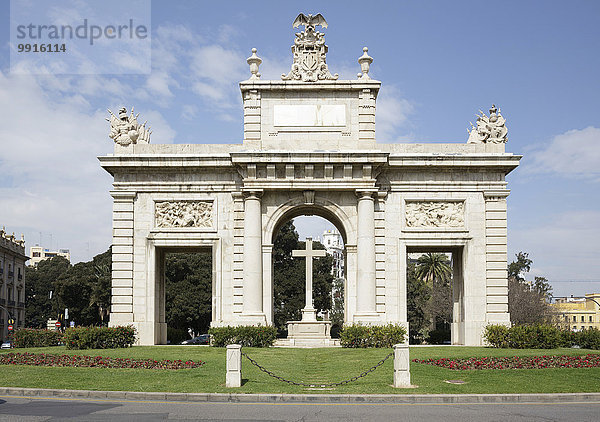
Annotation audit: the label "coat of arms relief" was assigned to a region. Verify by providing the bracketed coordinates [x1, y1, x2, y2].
[282, 13, 338, 82]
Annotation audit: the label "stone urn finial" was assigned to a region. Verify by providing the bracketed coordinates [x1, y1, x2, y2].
[358, 47, 373, 79]
[247, 48, 262, 80]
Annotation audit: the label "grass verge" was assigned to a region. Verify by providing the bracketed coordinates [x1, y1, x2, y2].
[1, 346, 599, 394]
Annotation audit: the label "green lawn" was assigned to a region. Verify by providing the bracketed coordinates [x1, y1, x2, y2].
[1, 346, 599, 394]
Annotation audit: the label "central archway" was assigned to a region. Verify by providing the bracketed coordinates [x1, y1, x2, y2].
[262, 196, 356, 329]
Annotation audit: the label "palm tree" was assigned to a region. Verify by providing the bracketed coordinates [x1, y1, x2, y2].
[415, 253, 451, 285]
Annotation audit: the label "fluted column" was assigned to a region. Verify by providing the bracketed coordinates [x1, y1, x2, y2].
[241, 191, 266, 323]
[355, 190, 379, 322]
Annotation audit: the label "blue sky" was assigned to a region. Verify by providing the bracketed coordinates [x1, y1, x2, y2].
[1, 0, 599, 297]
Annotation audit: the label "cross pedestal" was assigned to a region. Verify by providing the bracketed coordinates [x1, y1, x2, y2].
[285, 238, 336, 347]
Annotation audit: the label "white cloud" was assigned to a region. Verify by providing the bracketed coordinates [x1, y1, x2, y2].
[148, 23, 247, 113]
[181, 104, 198, 120]
[375, 86, 415, 142]
[509, 210, 600, 285]
[258, 53, 290, 81]
[0, 70, 174, 263]
[145, 71, 174, 98]
[192, 81, 228, 102]
[526, 127, 600, 181]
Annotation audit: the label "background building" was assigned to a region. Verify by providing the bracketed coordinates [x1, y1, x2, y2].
[321, 229, 344, 279]
[0, 227, 27, 342]
[29, 246, 70, 267]
[553, 294, 600, 331]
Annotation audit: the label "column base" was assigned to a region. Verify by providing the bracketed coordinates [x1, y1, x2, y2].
[126, 322, 167, 345]
[237, 313, 268, 326]
[353, 312, 382, 324]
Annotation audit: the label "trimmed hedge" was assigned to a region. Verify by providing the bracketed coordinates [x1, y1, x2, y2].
[13, 329, 64, 348]
[340, 324, 407, 348]
[208, 326, 277, 347]
[64, 326, 136, 350]
[567, 328, 600, 350]
[483, 324, 510, 348]
[484, 324, 600, 349]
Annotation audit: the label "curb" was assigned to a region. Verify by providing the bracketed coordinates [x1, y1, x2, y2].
[1, 388, 600, 404]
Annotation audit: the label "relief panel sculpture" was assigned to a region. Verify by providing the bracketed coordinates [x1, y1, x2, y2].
[405, 201, 465, 228]
[155, 201, 213, 228]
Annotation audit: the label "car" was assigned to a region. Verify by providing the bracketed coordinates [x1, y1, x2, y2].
[1, 341, 13, 349]
[180, 334, 210, 345]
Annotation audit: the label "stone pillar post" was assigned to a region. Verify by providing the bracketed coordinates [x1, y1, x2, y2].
[241, 191, 266, 324]
[226, 344, 242, 388]
[354, 190, 379, 322]
[393, 343, 411, 388]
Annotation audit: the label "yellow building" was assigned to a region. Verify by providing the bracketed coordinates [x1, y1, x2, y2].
[552, 294, 600, 331]
[0, 227, 27, 342]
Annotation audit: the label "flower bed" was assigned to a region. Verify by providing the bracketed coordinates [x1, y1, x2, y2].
[413, 354, 600, 370]
[0, 352, 204, 370]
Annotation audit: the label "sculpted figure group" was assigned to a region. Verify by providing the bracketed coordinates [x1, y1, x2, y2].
[406, 202, 465, 228]
[155, 201, 213, 228]
[467, 104, 508, 144]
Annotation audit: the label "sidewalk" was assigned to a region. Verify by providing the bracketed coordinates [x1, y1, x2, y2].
[1, 387, 599, 404]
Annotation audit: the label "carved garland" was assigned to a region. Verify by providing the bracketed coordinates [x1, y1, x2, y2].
[405, 201, 465, 228]
[155, 201, 213, 228]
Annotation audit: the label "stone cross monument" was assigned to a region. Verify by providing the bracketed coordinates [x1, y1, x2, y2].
[292, 238, 326, 322]
[287, 237, 334, 346]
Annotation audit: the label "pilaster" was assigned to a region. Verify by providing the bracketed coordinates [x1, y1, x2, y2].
[109, 190, 136, 325]
[484, 192, 510, 325]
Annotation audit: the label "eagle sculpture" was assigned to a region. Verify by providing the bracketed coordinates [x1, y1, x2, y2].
[292, 13, 328, 29]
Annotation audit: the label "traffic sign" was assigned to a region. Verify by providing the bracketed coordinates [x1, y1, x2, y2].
[7, 325, 13, 331]
[55, 321, 61, 328]
[8, 319, 14, 325]
[70, 321, 75, 328]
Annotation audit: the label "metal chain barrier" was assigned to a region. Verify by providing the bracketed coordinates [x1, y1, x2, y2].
[240, 350, 394, 388]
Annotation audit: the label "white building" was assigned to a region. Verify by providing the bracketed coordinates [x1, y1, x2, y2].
[29, 246, 70, 267]
[322, 229, 344, 279]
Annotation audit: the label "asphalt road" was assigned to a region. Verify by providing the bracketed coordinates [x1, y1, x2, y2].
[0, 396, 599, 421]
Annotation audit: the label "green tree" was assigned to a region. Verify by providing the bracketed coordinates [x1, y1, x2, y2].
[406, 261, 431, 344]
[508, 252, 554, 325]
[311, 241, 334, 314]
[27, 249, 113, 328]
[508, 251, 532, 282]
[330, 277, 345, 337]
[25, 256, 71, 328]
[53, 249, 114, 326]
[273, 220, 303, 331]
[90, 249, 111, 326]
[164, 252, 212, 336]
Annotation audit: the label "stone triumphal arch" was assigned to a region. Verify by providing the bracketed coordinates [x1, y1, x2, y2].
[100, 14, 520, 346]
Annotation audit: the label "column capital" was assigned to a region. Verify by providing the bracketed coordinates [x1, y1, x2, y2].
[242, 189, 263, 200]
[355, 189, 378, 200]
[484, 190, 510, 200]
[110, 190, 136, 201]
